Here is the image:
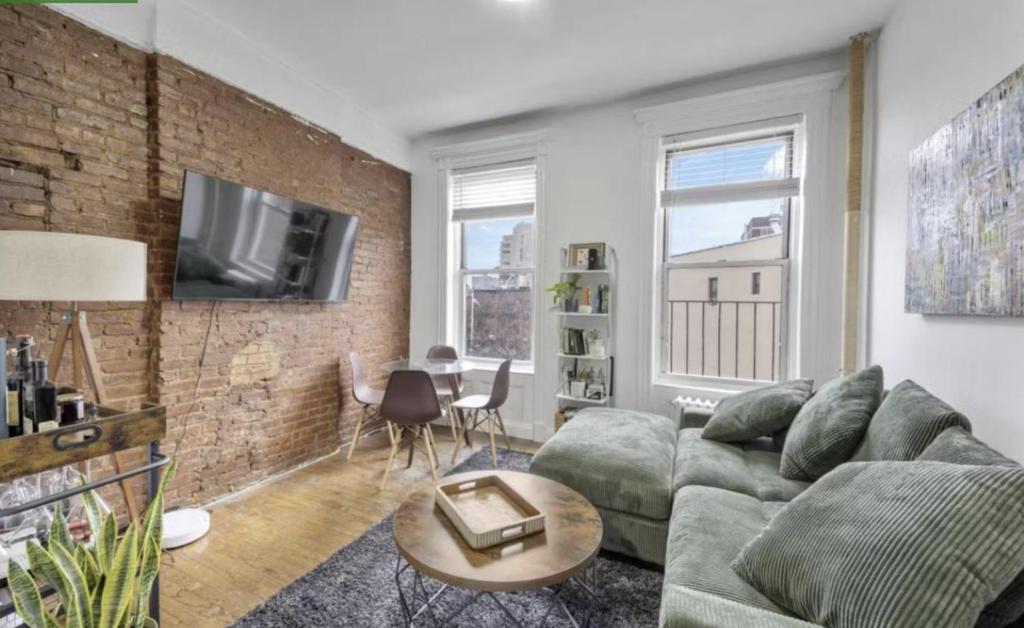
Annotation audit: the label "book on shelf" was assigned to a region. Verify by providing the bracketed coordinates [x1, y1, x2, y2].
[560, 327, 588, 355]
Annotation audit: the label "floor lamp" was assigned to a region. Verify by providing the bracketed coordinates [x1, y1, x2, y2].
[0, 230, 148, 520]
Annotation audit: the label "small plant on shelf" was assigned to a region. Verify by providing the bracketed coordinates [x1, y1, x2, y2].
[7, 462, 176, 628]
[546, 274, 581, 311]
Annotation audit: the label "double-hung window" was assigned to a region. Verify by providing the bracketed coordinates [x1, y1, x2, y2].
[660, 119, 802, 382]
[450, 160, 536, 364]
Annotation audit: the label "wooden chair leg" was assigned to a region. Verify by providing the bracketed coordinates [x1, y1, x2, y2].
[422, 427, 439, 482]
[425, 425, 439, 469]
[346, 408, 367, 460]
[385, 420, 396, 447]
[488, 411, 498, 467]
[494, 409, 513, 450]
[379, 427, 404, 490]
[446, 398, 459, 443]
[451, 409, 471, 464]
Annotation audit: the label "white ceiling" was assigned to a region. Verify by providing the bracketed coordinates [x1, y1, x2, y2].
[182, 0, 899, 137]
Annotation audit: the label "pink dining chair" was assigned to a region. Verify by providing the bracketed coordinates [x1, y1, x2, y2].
[426, 344, 464, 443]
[450, 359, 513, 466]
[379, 370, 444, 489]
[345, 352, 392, 460]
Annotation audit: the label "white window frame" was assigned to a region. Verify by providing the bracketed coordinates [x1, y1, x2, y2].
[634, 72, 848, 402]
[659, 121, 803, 385]
[431, 132, 547, 373]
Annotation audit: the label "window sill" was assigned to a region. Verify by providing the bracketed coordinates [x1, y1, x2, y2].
[463, 358, 534, 376]
[652, 374, 766, 398]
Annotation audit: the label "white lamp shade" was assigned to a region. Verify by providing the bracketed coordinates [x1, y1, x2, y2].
[0, 231, 147, 302]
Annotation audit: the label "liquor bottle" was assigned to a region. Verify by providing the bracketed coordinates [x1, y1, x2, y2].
[29, 358, 56, 433]
[7, 379, 22, 437]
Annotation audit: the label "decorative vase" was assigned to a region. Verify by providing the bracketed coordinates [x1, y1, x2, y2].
[589, 339, 605, 358]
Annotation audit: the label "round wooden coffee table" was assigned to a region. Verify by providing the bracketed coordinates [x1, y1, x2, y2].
[393, 470, 603, 626]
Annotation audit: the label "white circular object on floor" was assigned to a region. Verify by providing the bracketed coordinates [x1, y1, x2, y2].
[162, 508, 211, 549]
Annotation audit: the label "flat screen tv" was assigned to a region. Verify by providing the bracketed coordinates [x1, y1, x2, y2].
[172, 171, 359, 301]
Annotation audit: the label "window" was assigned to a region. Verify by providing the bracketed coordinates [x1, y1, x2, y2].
[661, 121, 800, 382]
[450, 160, 536, 363]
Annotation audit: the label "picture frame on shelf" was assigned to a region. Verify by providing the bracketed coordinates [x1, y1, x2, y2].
[567, 242, 606, 270]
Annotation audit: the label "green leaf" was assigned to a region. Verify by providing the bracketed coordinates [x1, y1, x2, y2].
[51, 541, 93, 628]
[98, 521, 138, 628]
[48, 503, 74, 555]
[140, 494, 163, 566]
[7, 560, 60, 628]
[133, 536, 161, 628]
[26, 541, 71, 609]
[76, 544, 100, 591]
[96, 513, 117, 574]
[81, 490, 107, 550]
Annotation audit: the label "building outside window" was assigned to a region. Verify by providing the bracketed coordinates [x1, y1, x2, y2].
[660, 122, 801, 382]
[449, 160, 537, 363]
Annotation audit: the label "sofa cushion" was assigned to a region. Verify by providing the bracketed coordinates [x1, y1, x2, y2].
[851, 379, 971, 462]
[666, 486, 791, 617]
[733, 461, 1024, 628]
[918, 426, 1017, 467]
[918, 427, 1023, 628]
[675, 429, 810, 502]
[702, 379, 813, 443]
[530, 407, 677, 520]
[779, 365, 883, 481]
[660, 585, 820, 628]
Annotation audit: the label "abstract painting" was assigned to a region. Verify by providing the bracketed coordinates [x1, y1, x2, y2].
[906, 64, 1024, 316]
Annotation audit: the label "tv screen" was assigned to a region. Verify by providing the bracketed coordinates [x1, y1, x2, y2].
[172, 171, 359, 301]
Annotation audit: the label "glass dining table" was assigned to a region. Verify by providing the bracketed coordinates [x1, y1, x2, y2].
[381, 357, 474, 446]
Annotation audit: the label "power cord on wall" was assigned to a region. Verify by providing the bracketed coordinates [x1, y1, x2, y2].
[171, 300, 220, 458]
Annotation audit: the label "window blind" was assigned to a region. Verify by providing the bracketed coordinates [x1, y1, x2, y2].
[661, 127, 800, 207]
[451, 160, 536, 222]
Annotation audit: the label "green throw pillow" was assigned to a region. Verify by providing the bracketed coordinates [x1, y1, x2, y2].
[851, 379, 971, 462]
[918, 427, 1023, 628]
[732, 461, 1024, 628]
[918, 426, 1017, 467]
[702, 379, 813, 443]
[779, 365, 883, 481]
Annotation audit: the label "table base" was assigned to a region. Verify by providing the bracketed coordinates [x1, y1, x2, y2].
[394, 557, 599, 627]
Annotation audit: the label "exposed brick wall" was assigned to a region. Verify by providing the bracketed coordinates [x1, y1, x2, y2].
[0, 6, 411, 507]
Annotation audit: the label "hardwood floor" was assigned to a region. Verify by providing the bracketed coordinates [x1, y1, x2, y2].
[158, 428, 540, 627]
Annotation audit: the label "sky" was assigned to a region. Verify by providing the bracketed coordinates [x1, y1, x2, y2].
[462, 139, 788, 268]
[667, 139, 788, 255]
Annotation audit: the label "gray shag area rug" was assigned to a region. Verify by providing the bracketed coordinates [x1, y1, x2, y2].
[232, 448, 663, 627]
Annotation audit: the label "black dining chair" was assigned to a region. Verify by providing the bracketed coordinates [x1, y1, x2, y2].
[450, 359, 513, 466]
[379, 370, 443, 489]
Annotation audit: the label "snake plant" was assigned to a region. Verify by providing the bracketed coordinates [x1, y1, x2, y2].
[6, 462, 176, 628]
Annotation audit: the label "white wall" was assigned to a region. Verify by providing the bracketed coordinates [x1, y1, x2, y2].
[50, 0, 412, 170]
[868, 0, 1024, 460]
[411, 54, 849, 442]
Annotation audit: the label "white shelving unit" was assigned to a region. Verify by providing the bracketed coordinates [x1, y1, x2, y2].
[554, 245, 616, 412]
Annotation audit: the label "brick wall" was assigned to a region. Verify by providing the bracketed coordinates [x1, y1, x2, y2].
[0, 6, 411, 507]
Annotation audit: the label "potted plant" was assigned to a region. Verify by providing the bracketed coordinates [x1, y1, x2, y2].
[546, 274, 581, 312]
[7, 462, 176, 628]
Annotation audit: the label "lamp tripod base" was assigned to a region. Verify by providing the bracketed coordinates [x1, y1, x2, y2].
[49, 303, 141, 521]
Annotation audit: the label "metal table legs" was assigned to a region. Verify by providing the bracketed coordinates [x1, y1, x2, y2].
[394, 557, 599, 627]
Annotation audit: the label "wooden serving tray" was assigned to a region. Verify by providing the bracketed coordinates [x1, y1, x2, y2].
[435, 474, 545, 550]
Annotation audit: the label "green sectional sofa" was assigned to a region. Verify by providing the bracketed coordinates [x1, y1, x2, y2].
[529, 402, 1017, 627]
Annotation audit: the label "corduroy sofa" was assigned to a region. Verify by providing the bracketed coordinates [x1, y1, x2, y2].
[529, 400, 1017, 627]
